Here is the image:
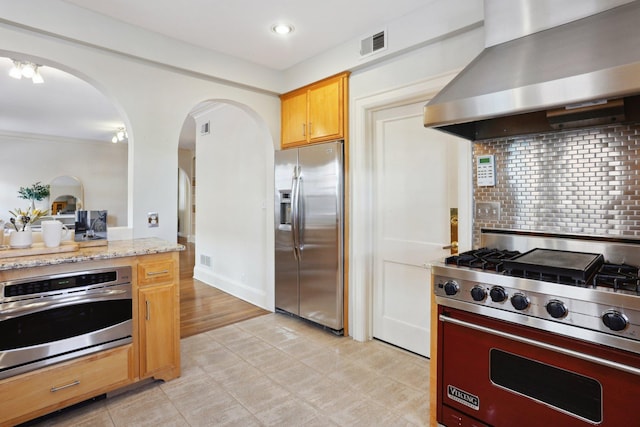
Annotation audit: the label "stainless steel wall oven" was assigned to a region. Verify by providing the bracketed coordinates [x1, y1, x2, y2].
[0, 266, 132, 380]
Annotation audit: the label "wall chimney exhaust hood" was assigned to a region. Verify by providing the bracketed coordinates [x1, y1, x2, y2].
[424, 1, 640, 141]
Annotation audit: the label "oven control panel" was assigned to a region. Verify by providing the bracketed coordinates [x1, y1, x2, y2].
[0, 266, 132, 303]
[433, 271, 640, 349]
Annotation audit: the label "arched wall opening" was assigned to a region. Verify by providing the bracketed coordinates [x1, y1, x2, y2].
[0, 52, 130, 231]
[187, 99, 275, 312]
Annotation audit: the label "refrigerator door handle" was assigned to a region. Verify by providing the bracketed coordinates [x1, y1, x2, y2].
[298, 176, 304, 252]
[291, 166, 301, 261]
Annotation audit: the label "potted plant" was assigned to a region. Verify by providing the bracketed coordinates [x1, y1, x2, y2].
[17, 181, 50, 210]
[7, 206, 49, 248]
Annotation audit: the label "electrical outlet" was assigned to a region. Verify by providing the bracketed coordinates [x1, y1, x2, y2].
[147, 212, 159, 227]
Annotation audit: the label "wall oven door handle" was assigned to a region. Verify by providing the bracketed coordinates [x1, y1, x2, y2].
[1, 288, 129, 319]
[439, 314, 640, 377]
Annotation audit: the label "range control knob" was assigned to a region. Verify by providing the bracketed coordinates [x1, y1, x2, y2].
[602, 310, 628, 331]
[489, 286, 508, 303]
[511, 293, 530, 310]
[546, 300, 568, 319]
[443, 280, 459, 296]
[471, 286, 487, 301]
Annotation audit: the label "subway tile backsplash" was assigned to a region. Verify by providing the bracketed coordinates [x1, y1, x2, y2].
[473, 122, 640, 247]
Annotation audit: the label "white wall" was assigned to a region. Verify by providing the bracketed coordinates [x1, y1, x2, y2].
[0, 21, 280, 243]
[283, 0, 484, 91]
[192, 102, 274, 311]
[0, 133, 127, 226]
[178, 148, 195, 240]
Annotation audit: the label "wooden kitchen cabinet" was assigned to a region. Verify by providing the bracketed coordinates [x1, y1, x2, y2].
[0, 246, 182, 426]
[281, 72, 350, 148]
[0, 345, 133, 427]
[137, 254, 180, 381]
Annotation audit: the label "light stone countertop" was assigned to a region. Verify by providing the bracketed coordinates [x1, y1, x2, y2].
[0, 237, 184, 271]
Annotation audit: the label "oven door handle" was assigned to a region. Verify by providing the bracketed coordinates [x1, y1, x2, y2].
[439, 314, 640, 377]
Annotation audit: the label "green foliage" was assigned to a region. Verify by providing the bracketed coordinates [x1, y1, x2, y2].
[17, 181, 50, 201]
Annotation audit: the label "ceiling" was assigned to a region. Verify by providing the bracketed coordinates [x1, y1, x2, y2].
[1, 0, 429, 146]
[62, 0, 428, 70]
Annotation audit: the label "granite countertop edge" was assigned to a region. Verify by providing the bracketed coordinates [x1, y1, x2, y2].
[0, 237, 185, 271]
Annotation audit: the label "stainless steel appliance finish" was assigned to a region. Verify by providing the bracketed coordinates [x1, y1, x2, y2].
[423, 1, 640, 140]
[434, 231, 640, 354]
[275, 141, 344, 332]
[0, 266, 132, 380]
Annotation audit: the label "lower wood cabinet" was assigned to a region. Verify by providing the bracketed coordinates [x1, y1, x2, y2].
[137, 253, 180, 381]
[138, 282, 179, 379]
[0, 345, 133, 427]
[0, 251, 181, 426]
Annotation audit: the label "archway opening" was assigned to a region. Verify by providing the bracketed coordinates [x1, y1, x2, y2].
[0, 54, 129, 230]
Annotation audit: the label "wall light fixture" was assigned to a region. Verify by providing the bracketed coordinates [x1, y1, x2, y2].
[9, 60, 44, 84]
[112, 127, 128, 144]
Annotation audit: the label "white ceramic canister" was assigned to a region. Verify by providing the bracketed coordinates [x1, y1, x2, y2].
[9, 227, 33, 249]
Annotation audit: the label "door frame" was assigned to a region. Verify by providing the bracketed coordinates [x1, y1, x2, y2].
[349, 70, 473, 342]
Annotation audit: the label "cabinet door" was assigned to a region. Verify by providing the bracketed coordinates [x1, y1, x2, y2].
[139, 283, 177, 378]
[308, 77, 343, 143]
[281, 90, 308, 147]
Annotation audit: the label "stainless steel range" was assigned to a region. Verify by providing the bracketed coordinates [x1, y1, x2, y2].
[433, 230, 640, 427]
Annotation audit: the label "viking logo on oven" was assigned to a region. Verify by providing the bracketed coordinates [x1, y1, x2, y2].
[447, 385, 480, 410]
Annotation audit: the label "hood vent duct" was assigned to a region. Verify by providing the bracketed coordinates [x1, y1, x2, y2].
[424, 1, 640, 141]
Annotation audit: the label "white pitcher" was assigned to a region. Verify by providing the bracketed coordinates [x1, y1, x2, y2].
[41, 220, 70, 248]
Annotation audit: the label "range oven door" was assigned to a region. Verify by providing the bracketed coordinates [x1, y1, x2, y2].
[438, 307, 640, 427]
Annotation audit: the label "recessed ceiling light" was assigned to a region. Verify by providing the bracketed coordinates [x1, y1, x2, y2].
[271, 23, 294, 35]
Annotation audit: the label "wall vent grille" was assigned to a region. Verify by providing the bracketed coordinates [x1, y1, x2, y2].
[360, 30, 386, 57]
[200, 254, 211, 267]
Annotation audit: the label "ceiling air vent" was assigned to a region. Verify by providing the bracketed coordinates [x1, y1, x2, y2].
[360, 30, 387, 57]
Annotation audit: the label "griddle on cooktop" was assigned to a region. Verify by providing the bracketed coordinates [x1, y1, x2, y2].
[502, 248, 605, 285]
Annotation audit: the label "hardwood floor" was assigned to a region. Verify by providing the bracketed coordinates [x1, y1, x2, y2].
[178, 237, 269, 338]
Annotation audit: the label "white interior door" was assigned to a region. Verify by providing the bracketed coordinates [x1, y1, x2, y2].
[372, 101, 464, 357]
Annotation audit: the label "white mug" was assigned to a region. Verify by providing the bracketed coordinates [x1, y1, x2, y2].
[42, 220, 70, 248]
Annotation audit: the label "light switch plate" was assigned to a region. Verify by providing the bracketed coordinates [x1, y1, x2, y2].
[476, 202, 500, 221]
[147, 212, 159, 227]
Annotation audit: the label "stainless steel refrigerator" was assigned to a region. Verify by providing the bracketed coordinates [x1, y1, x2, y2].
[275, 140, 344, 332]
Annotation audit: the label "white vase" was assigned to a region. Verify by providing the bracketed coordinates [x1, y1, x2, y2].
[9, 227, 33, 249]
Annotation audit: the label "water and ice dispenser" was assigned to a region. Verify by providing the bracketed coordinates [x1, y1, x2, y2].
[279, 190, 292, 227]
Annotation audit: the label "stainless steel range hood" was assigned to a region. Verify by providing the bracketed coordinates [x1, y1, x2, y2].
[424, 1, 640, 141]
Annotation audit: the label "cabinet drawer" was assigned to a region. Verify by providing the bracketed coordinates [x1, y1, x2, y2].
[0, 345, 132, 426]
[138, 258, 175, 286]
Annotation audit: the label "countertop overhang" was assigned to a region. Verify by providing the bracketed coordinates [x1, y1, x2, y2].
[0, 238, 185, 271]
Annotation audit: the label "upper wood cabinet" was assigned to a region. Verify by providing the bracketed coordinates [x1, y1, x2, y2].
[281, 72, 350, 148]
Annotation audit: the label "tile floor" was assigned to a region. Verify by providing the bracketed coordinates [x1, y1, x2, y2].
[25, 313, 430, 426]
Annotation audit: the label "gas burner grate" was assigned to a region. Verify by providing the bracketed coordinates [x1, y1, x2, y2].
[446, 248, 521, 272]
[593, 263, 640, 292]
[506, 269, 592, 287]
